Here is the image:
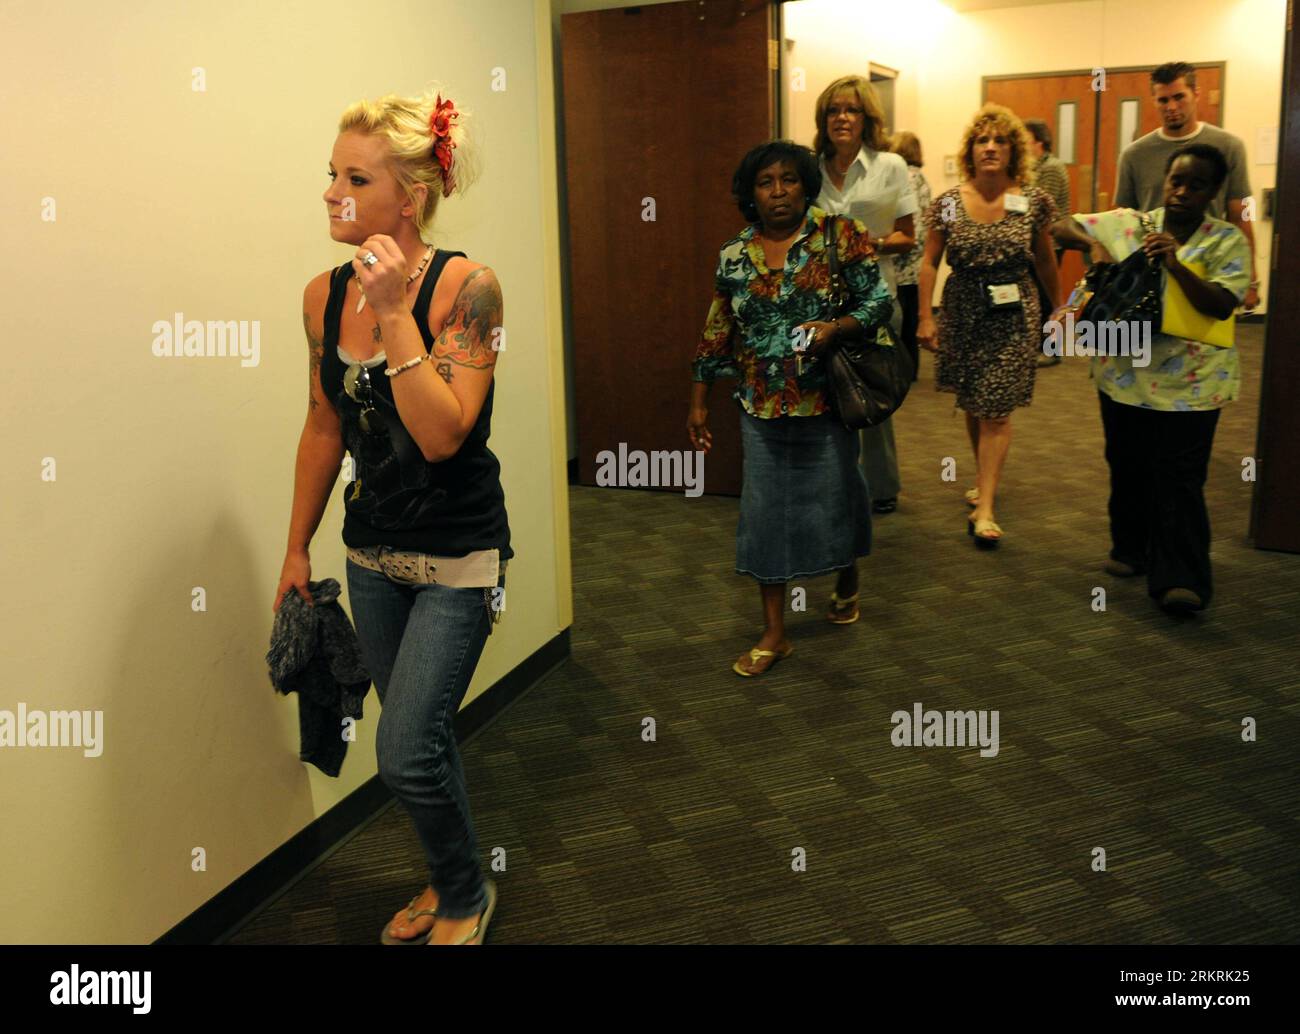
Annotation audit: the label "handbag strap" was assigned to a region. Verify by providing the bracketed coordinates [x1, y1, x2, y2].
[826, 214, 841, 281]
[824, 214, 849, 315]
[1135, 209, 1164, 274]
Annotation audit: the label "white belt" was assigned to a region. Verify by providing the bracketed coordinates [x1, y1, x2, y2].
[346, 545, 501, 588]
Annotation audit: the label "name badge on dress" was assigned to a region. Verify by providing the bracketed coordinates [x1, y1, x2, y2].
[1004, 193, 1029, 214]
[984, 282, 1023, 310]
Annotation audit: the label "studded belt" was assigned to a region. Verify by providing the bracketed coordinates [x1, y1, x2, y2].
[345, 545, 501, 589]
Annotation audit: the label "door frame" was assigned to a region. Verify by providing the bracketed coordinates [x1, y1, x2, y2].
[1249, 6, 1299, 551]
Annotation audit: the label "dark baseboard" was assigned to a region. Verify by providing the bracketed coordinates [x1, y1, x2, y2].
[157, 626, 571, 945]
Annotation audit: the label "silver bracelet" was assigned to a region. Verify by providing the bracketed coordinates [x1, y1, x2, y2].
[384, 354, 428, 378]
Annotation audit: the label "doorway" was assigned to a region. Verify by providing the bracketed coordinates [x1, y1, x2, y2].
[871, 62, 898, 136]
[984, 63, 1225, 303]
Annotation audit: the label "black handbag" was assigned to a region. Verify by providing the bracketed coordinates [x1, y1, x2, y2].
[1079, 211, 1163, 325]
[821, 215, 914, 429]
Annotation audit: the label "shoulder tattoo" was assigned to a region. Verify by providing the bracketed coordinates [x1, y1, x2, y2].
[433, 267, 503, 369]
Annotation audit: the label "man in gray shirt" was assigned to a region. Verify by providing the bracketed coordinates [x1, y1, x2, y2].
[1024, 119, 1072, 366]
[1114, 61, 1259, 310]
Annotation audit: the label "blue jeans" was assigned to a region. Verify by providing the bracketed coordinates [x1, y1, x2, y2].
[345, 557, 504, 919]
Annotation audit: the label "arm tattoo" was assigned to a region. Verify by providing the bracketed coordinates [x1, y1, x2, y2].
[304, 311, 323, 411]
[435, 361, 454, 383]
[433, 267, 503, 369]
[372, 323, 382, 343]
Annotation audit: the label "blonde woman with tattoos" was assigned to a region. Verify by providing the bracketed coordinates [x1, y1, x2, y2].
[274, 85, 508, 946]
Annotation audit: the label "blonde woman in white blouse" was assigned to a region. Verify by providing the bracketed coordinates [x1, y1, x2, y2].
[812, 75, 917, 521]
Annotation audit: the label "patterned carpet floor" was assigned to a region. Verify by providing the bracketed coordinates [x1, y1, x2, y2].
[232, 323, 1300, 944]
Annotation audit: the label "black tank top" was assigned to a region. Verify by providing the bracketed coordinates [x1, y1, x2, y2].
[318, 250, 512, 559]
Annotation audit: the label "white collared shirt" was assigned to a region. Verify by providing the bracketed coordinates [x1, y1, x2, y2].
[817, 146, 918, 296]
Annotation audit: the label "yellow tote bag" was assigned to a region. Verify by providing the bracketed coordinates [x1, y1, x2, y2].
[1161, 260, 1235, 347]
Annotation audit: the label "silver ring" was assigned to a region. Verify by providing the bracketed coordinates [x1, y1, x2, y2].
[362, 251, 379, 267]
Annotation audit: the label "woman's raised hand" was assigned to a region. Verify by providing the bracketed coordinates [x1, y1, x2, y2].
[350, 235, 409, 316]
[1141, 231, 1182, 271]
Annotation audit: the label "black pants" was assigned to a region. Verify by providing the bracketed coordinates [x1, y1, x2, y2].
[897, 283, 919, 381]
[1098, 392, 1221, 606]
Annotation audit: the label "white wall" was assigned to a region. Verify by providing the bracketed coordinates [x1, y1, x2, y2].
[783, 0, 930, 148]
[0, 0, 571, 943]
[783, 0, 1285, 307]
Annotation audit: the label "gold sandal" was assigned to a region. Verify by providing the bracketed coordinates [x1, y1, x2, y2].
[827, 591, 860, 624]
[732, 645, 793, 677]
[443, 879, 498, 946]
[380, 894, 438, 945]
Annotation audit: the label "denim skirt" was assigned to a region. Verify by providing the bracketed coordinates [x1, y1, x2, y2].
[736, 409, 872, 584]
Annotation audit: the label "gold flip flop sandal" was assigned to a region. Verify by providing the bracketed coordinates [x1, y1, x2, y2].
[380, 894, 438, 945]
[445, 879, 498, 946]
[732, 645, 793, 677]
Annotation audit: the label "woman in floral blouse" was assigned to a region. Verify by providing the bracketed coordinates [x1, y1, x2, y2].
[1053, 143, 1249, 614]
[890, 131, 932, 381]
[689, 140, 895, 676]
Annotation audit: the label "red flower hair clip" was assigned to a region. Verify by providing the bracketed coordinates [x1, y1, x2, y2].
[429, 95, 460, 197]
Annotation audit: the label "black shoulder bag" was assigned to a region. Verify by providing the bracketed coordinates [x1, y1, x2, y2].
[821, 215, 914, 429]
[1079, 210, 1163, 325]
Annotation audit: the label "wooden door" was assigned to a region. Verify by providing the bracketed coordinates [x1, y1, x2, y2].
[1096, 67, 1223, 211]
[562, 0, 775, 496]
[985, 73, 1095, 303]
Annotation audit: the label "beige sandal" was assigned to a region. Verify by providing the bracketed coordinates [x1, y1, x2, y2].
[732, 645, 793, 677]
[968, 515, 1002, 547]
[965, 487, 980, 507]
[380, 894, 438, 945]
[827, 591, 860, 624]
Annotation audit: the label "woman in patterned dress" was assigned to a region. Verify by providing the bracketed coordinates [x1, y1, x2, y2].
[916, 104, 1059, 546]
